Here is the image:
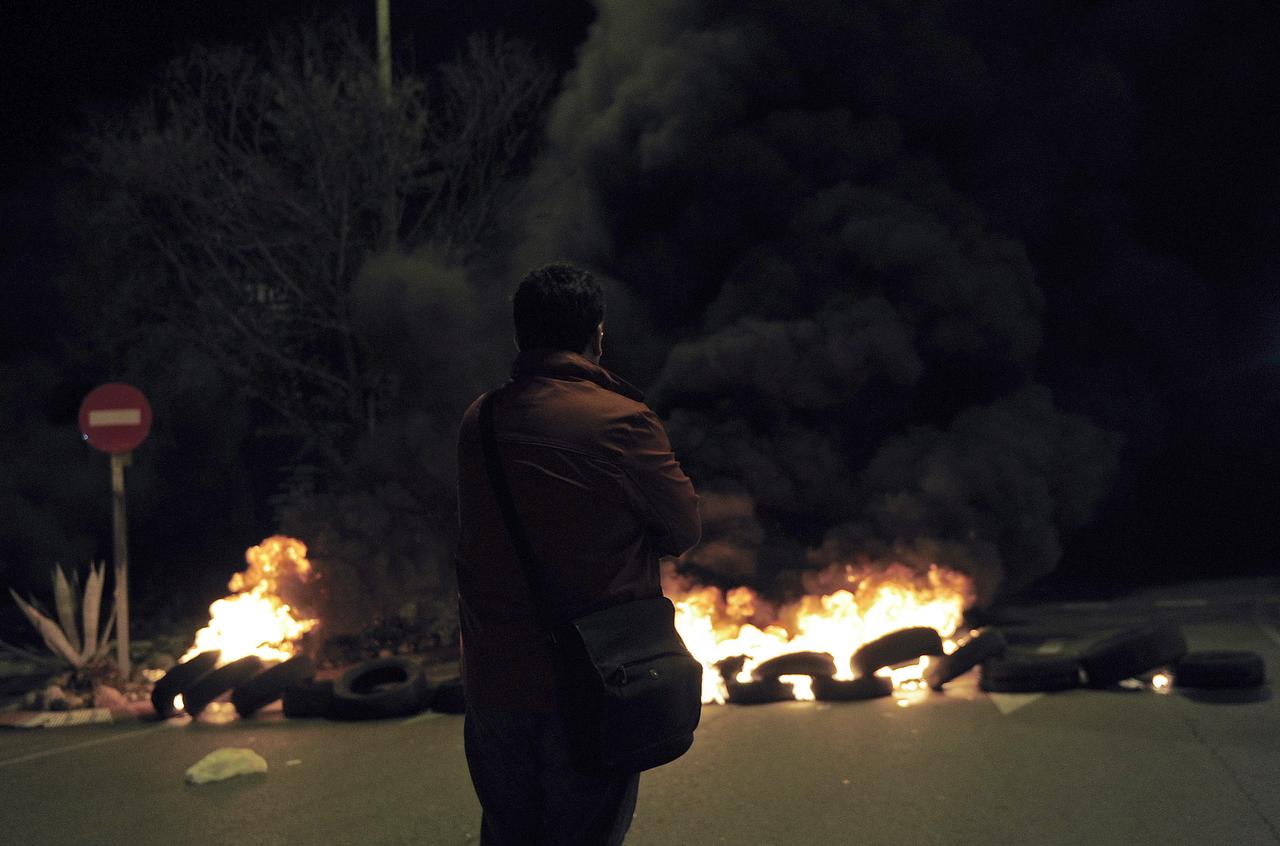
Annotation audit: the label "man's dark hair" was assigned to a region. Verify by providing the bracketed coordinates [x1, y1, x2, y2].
[512, 263, 605, 352]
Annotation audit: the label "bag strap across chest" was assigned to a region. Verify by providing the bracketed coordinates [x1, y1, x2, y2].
[478, 388, 559, 638]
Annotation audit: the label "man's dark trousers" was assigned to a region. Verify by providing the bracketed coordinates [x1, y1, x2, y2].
[464, 708, 640, 845]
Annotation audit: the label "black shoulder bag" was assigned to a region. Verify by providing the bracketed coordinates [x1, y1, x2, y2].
[478, 389, 703, 774]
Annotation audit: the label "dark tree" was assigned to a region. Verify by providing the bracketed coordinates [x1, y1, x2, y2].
[70, 18, 553, 627]
[78, 19, 551, 479]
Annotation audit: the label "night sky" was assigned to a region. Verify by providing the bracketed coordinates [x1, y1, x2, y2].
[1, 0, 1277, 626]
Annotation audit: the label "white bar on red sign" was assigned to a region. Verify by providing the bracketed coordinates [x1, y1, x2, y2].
[88, 409, 142, 426]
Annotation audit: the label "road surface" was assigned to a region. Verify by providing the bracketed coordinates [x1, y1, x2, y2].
[2, 580, 1277, 845]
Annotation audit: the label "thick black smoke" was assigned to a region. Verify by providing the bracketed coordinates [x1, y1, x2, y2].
[518, 0, 1124, 602]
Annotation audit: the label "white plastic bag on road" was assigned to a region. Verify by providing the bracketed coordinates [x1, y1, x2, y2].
[185, 747, 268, 784]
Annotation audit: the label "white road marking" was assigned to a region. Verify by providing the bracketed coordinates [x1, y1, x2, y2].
[399, 710, 443, 726]
[0, 723, 168, 768]
[989, 693, 1043, 715]
[1155, 598, 1208, 608]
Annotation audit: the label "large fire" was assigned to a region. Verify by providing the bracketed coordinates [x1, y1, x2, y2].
[664, 562, 974, 703]
[173, 537, 971, 711]
[179, 536, 319, 666]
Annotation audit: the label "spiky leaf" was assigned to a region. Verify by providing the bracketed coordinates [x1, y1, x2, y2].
[53, 565, 82, 655]
[9, 590, 82, 667]
[81, 562, 104, 660]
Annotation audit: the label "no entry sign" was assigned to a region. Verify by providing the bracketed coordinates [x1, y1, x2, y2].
[79, 383, 152, 454]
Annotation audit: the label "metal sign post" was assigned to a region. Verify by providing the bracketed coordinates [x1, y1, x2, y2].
[376, 0, 391, 100]
[110, 452, 131, 678]
[79, 383, 153, 681]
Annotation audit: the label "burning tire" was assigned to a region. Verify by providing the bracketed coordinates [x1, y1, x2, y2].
[926, 628, 1008, 690]
[431, 678, 467, 714]
[725, 678, 794, 705]
[715, 655, 747, 682]
[1079, 623, 1188, 688]
[150, 650, 220, 718]
[1174, 650, 1266, 689]
[183, 655, 266, 716]
[332, 656, 433, 720]
[811, 675, 893, 702]
[750, 651, 837, 681]
[282, 678, 335, 718]
[851, 627, 944, 677]
[979, 652, 1080, 693]
[231, 654, 316, 717]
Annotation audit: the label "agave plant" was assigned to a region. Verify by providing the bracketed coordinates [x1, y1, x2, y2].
[7, 562, 116, 669]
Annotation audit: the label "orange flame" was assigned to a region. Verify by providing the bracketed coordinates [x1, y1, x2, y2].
[665, 562, 974, 703]
[179, 536, 319, 666]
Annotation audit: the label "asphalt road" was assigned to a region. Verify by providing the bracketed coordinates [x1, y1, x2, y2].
[2, 581, 1278, 846]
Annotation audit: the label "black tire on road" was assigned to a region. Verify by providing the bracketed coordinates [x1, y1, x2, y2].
[431, 678, 467, 714]
[1174, 650, 1266, 689]
[150, 650, 220, 718]
[1079, 623, 1187, 688]
[980, 652, 1080, 693]
[926, 628, 1008, 690]
[231, 654, 316, 717]
[852, 627, 944, 677]
[183, 655, 266, 716]
[282, 679, 335, 718]
[725, 678, 794, 705]
[332, 656, 433, 720]
[751, 651, 837, 681]
[811, 674, 894, 702]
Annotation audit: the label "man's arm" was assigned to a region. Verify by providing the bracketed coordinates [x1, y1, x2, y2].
[617, 409, 701, 557]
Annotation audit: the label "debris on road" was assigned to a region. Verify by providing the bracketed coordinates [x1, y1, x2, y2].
[185, 748, 268, 784]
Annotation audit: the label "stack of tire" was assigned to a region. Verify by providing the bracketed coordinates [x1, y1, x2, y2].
[1078, 623, 1266, 693]
[816, 626, 943, 702]
[943, 621, 1266, 694]
[149, 652, 440, 720]
[721, 651, 845, 705]
[942, 622, 1186, 694]
[720, 626, 948, 705]
[715, 618, 1268, 704]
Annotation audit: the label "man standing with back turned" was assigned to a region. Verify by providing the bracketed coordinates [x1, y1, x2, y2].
[456, 263, 701, 845]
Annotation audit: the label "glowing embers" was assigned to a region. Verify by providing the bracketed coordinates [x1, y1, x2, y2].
[666, 562, 973, 704]
[179, 536, 319, 666]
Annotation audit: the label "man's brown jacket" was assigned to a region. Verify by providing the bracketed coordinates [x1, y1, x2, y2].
[456, 349, 701, 711]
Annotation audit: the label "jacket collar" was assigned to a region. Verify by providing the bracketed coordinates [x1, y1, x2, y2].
[511, 349, 645, 402]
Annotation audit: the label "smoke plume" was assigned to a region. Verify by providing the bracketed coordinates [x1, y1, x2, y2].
[518, 0, 1123, 602]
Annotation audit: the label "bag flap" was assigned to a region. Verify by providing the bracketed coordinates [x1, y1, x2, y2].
[570, 596, 689, 670]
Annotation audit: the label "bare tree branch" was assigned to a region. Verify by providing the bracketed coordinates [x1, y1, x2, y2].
[77, 19, 550, 479]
